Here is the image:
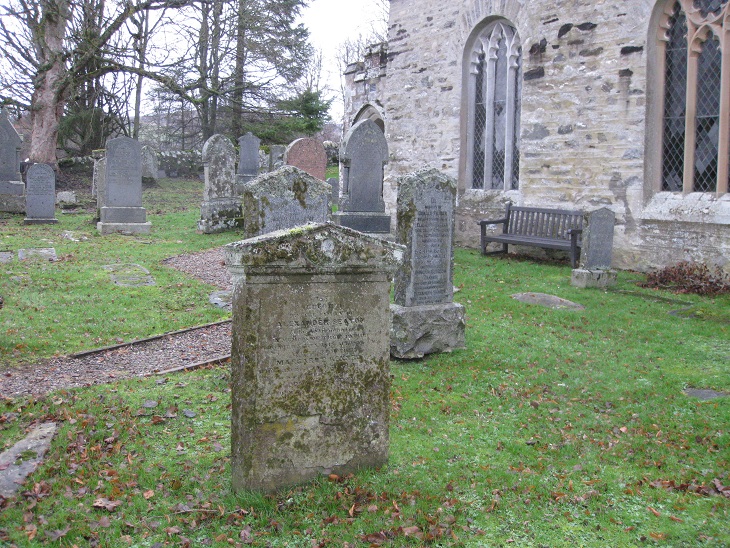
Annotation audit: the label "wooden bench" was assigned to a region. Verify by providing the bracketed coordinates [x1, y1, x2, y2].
[478, 203, 584, 268]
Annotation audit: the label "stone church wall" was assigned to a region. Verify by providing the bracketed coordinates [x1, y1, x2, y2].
[380, 0, 729, 271]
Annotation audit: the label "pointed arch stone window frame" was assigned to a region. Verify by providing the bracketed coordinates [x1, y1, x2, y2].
[464, 20, 522, 191]
[652, 0, 730, 196]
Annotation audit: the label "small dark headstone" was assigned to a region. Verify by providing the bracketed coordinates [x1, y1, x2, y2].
[237, 132, 261, 189]
[24, 163, 58, 225]
[334, 120, 391, 233]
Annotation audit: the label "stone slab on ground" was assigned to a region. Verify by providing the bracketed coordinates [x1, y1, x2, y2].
[0, 251, 13, 263]
[102, 263, 155, 287]
[512, 292, 585, 310]
[390, 302, 466, 359]
[0, 422, 57, 499]
[209, 290, 232, 310]
[18, 248, 57, 262]
[684, 388, 729, 401]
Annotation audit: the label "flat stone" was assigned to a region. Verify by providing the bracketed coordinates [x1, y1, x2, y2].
[0, 422, 57, 499]
[512, 292, 585, 310]
[684, 388, 729, 401]
[209, 290, 232, 310]
[0, 251, 13, 263]
[18, 248, 57, 262]
[102, 263, 155, 287]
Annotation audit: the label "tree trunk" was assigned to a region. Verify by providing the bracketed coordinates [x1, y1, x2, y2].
[28, 0, 72, 167]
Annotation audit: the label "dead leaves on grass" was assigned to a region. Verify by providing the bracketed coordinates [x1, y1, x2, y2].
[649, 477, 730, 499]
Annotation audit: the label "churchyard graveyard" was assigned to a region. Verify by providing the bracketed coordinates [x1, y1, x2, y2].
[0, 170, 727, 545]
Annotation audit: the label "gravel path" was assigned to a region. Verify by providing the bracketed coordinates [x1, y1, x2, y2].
[0, 247, 233, 399]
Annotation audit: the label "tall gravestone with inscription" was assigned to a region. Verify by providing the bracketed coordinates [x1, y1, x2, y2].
[97, 137, 151, 235]
[285, 137, 328, 181]
[0, 109, 25, 214]
[224, 223, 404, 492]
[236, 132, 261, 193]
[24, 164, 58, 224]
[333, 120, 391, 233]
[390, 168, 465, 359]
[198, 134, 243, 234]
[241, 166, 332, 239]
[571, 207, 617, 288]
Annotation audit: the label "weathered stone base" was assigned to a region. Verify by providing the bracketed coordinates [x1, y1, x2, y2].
[97, 221, 152, 235]
[571, 269, 617, 288]
[0, 198, 24, 213]
[390, 302, 466, 359]
[100, 206, 148, 224]
[198, 199, 243, 234]
[24, 218, 58, 225]
[334, 211, 391, 233]
[198, 217, 244, 234]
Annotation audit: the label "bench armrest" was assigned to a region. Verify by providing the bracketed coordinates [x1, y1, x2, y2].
[478, 217, 508, 227]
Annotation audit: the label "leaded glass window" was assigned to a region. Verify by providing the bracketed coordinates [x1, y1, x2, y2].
[657, 0, 729, 195]
[468, 21, 522, 190]
[661, 3, 687, 191]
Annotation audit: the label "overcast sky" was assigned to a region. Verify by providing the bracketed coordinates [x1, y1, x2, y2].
[298, 0, 386, 120]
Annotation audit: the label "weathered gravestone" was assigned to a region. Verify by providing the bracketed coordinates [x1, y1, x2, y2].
[24, 163, 58, 225]
[141, 145, 159, 187]
[236, 132, 261, 192]
[91, 149, 105, 198]
[198, 134, 243, 234]
[285, 137, 328, 181]
[94, 157, 107, 217]
[327, 177, 340, 209]
[390, 168, 465, 359]
[224, 223, 405, 492]
[241, 166, 332, 238]
[268, 145, 286, 171]
[571, 207, 617, 288]
[98, 137, 151, 235]
[0, 109, 25, 214]
[334, 119, 391, 233]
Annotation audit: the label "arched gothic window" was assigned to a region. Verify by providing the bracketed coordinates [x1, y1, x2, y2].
[657, 0, 730, 194]
[466, 21, 522, 190]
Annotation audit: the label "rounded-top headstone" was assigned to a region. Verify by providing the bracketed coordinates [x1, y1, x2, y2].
[202, 134, 237, 201]
[285, 137, 328, 181]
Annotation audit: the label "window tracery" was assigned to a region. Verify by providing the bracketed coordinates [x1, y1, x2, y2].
[467, 21, 522, 190]
[657, 0, 729, 194]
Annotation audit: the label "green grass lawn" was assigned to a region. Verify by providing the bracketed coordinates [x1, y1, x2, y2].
[0, 179, 728, 546]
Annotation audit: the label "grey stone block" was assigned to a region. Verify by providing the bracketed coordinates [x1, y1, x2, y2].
[390, 302, 466, 359]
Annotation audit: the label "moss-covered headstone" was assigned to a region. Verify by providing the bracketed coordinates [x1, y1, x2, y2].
[225, 223, 404, 492]
[390, 168, 466, 359]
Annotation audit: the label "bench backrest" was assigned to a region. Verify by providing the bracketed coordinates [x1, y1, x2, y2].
[505, 204, 583, 241]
